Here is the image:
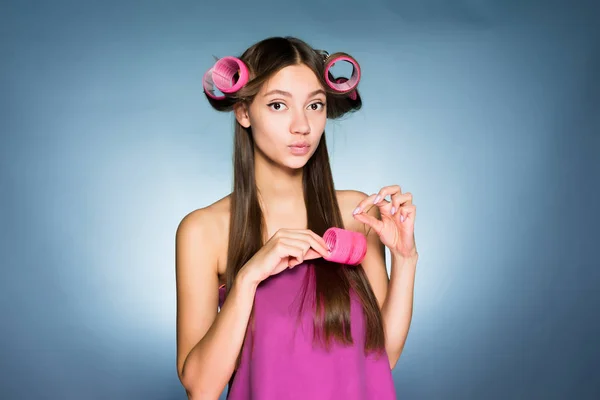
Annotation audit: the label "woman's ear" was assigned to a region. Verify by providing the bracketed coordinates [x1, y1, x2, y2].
[234, 102, 251, 128]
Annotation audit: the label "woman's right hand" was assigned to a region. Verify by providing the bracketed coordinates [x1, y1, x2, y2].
[239, 229, 331, 286]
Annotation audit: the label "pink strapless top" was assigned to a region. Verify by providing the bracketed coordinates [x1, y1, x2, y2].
[219, 262, 396, 400]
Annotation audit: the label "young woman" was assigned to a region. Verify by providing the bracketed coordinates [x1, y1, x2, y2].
[175, 36, 418, 400]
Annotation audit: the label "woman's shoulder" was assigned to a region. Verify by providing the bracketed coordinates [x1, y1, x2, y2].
[176, 194, 232, 255]
[178, 194, 231, 229]
[336, 189, 370, 205]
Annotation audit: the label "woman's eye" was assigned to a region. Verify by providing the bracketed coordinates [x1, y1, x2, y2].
[267, 102, 286, 111]
[267, 102, 325, 111]
[309, 102, 325, 111]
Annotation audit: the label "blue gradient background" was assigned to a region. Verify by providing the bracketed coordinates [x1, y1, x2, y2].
[1, 1, 598, 399]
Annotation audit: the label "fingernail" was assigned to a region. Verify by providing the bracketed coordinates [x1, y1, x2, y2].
[374, 195, 381, 204]
[353, 207, 361, 215]
[391, 206, 396, 215]
[400, 215, 405, 222]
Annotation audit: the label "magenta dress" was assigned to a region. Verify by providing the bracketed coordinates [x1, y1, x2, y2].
[218, 262, 397, 399]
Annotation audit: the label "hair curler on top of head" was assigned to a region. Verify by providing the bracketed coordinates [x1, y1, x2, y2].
[202, 39, 361, 100]
[323, 53, 361, 95]
[202, 56, 250, 100]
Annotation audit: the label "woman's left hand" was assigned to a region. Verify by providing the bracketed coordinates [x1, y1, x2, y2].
[352, 185, 417, 258]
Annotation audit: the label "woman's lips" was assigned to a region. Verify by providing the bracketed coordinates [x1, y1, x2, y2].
[288, 142, 310, 155]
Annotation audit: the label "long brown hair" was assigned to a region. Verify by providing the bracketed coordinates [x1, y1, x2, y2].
[205, 37, 385, 357]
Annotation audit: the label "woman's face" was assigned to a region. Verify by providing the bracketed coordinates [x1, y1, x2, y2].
[235, 64, 327, 170]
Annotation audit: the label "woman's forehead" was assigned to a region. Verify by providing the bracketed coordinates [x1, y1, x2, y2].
[259, 65, 323, 96]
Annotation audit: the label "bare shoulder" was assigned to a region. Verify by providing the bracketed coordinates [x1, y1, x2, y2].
[176, 194, 231, 275]
[177, 195, 230, 241]
[336, 189, 376, 233]
[177, 194, 231, 235]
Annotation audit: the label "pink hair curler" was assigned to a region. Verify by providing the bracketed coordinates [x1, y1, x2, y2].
[202, 56, 250, 100]
[203, 67, 224, 100]
[324, 54, 361, 94]
[335, 77, 358, 100]
[323, 227, 367, 266]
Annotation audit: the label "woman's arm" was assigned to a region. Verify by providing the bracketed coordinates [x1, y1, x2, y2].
[340, 190, 418, 369]
[176, 208, 257, 399]
[380, 251, 418, 369]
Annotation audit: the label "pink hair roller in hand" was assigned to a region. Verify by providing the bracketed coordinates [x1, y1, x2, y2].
[202, 56, 250, 100]
[324, 54, 361, 95]
[323, 227, 367, 266]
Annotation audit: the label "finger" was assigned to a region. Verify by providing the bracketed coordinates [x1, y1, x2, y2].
[277, 242, 306, 267]
[304, 248, 324, 260]
[279, 237, 328, 259]
[352, 193, 379, 215]
[353, 212, 384, 235]
[281, 231, 330, 257]
[278, 237, 310, 255]
[393, 205, 416, 224]
[391, 193, 413, 216]
[271, 243, 305, 273]
[373, 197, 393, 216]
[353, 193, 393, 217]
[373, 185, 402, 206]
[302, 230, 330, 254]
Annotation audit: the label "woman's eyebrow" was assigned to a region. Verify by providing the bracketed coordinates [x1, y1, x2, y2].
[263, 89, 326, 98]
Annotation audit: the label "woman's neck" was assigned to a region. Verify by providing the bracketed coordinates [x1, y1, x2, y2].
[254, 153, 306, 219]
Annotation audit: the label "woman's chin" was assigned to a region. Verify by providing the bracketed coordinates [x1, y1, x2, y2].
[281, 155, 310, 171]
